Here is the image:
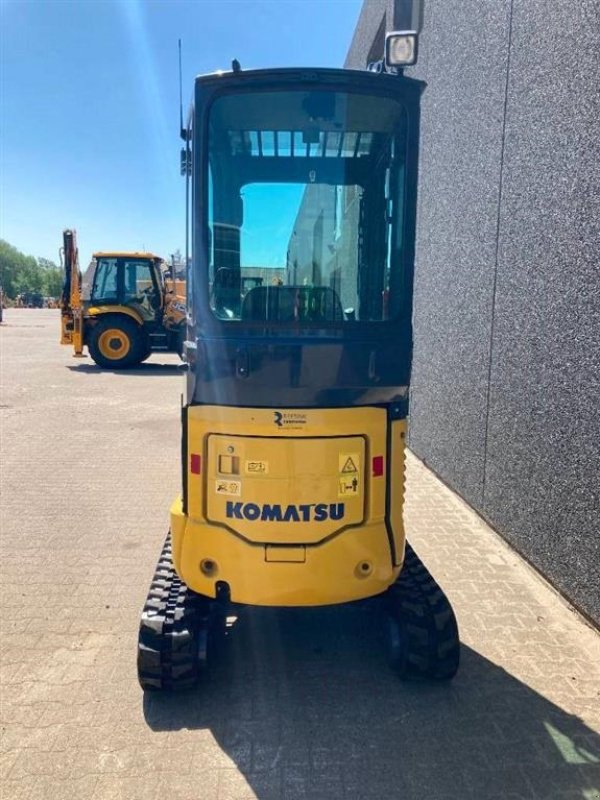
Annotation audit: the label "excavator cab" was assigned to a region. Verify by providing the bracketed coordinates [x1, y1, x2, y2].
[138, 45, 460, 690]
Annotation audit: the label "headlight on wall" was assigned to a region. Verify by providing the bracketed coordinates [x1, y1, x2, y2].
[385, 31, 418, 68]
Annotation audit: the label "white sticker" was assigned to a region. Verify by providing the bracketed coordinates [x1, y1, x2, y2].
[273, 411, 307, 429]
[215, 479, 241, 497]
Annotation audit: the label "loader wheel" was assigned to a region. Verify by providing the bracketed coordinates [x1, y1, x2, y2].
[88, 318, 143, 369]
[139, 339, 153, 363]
[386, 543, 460, 680]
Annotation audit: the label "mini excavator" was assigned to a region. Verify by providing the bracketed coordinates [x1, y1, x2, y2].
[138, 32, 459, 689]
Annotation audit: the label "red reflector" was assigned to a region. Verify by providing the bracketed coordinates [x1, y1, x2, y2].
[372, 455, 384, 477]
[190, 454, 201, 475]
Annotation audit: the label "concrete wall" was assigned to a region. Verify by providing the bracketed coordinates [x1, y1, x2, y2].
[346, 0, 600, 624]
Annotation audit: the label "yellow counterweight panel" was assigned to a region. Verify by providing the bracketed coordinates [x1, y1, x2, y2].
[171, 405, 406, 607]
[206, 434, 365, 543]
[171, 497, 398, 606]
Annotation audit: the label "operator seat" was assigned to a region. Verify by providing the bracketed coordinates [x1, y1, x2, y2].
[241, 285, 343, 323]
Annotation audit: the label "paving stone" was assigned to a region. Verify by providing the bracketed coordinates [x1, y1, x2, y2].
[1, 309, 599, 800]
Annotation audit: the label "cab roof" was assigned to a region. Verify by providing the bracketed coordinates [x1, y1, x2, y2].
[194, 66, 425, 94]
[92, 252, 163, 260]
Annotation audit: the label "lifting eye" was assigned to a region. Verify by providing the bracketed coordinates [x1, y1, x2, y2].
[200, 559, 218, 577]
[356, 561, 373, 578]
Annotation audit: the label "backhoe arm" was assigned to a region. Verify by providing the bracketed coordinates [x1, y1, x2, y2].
[60, 229, 84, 356]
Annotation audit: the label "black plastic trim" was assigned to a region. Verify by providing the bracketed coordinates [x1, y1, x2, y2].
[384, 417, 398, 567]
[181, 402, 188, 515]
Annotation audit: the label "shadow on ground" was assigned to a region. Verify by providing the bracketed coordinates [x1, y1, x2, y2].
[66, 362, 183, 376]
[143, 603, 600, 800]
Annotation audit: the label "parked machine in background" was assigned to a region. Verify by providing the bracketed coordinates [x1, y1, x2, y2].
[18, 291, 44, 308]
[60, 229, 186, 368]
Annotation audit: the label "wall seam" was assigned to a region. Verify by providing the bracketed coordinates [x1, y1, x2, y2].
[482, 0, 515, 506]
[406, 0, 433, 452]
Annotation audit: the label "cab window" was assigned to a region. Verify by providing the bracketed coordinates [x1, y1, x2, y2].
[123, 260, 156, 302]
[206, 90, 409, 324]
[91, 258, 118, 302]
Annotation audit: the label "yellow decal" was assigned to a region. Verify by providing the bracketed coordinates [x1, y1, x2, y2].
[215, 479, 241, 497]
[339, 476, 359, 496]
[340, 453, 360, 474]
[245, 460, 269, 475]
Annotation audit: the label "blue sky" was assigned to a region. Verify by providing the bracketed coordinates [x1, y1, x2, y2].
[0, 0, 362, 267]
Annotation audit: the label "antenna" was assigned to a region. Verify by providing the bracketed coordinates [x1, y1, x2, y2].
[178, 39, 186, 141]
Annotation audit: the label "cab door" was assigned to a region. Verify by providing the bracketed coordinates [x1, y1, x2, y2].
[122, 259, 162, 323]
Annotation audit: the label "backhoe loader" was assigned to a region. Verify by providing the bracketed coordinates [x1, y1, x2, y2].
[138, 32, 460, 689]
[60, 230, 186, 368]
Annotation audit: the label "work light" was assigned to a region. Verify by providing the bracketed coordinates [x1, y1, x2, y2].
[385, 31, 418, 68]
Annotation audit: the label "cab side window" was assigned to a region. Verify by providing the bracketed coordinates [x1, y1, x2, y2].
[123, 260, 159, 321]
[123, 261, 155, 302]
[91, 259, 118, 302]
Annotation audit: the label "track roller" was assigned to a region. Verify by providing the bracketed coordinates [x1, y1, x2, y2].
[386, 543, 460, 680]
[137, 533, 217, 691]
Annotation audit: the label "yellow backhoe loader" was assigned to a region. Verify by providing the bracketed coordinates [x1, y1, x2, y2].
[60, 229, 186, 368]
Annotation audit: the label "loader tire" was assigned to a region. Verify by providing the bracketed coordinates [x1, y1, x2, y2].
[139, 339, 153, 363]
[88, 317, 144, 369]
[387, 543, 460, 680]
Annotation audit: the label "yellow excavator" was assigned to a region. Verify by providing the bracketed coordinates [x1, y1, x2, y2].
[138, 33, 460, 690]
[60, 229, 186, 368]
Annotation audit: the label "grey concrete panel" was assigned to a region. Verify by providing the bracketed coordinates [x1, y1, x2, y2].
[345, 0, 395, 68]
[483, 0, 600, 623]
[406, 0, 511, 507]
[345, 0, 418, 70]
[345, 0, 600, 623]
[345, 0, 512, 507]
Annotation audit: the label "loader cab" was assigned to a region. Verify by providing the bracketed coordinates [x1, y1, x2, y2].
[89, 253, 164, 322]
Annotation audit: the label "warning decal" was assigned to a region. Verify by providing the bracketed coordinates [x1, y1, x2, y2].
[339, 453, 360, 474]
[215, 479, 241, 497]
[339, 476, 359, 496]
[246, 460, 268, 475]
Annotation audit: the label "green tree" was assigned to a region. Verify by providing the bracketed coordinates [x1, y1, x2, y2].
[37, 257, 63, 296]
[0, 240, 63, 298]
[0, 240, 41, 296]
[42, 266, 64, 297]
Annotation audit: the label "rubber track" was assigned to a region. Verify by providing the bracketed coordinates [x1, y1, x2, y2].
[387, 542, 460, 680]
[137, 533, 210, 691]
